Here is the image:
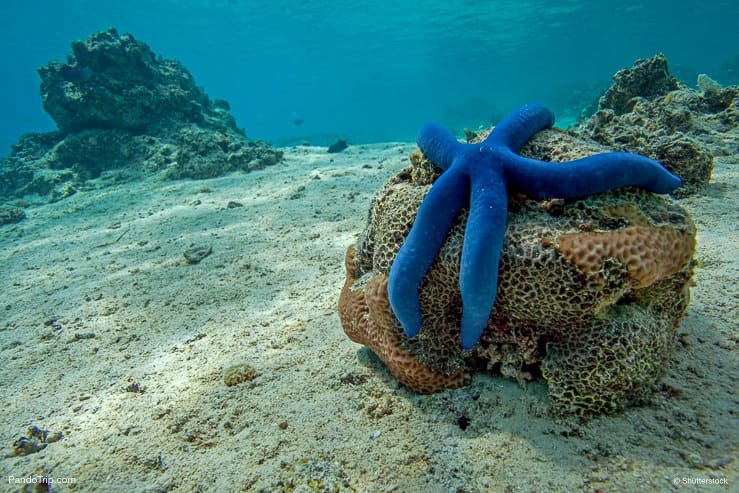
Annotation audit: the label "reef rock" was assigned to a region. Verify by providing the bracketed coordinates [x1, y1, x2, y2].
[0, 28, 282, 203]
[0, 205, 26, 226]
[598, 54, 679, 115]
[339, 129, 696, 415]
[579, 54, 739, 195]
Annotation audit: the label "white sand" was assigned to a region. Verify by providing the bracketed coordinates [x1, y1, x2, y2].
[0, 144, 736, 492]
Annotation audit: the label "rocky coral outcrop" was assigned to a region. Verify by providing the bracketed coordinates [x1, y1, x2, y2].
[598, 54, 679, 115]
[0, 205, 26, 226]
[578, 54, 739, 195]
[339, 129, 696, 415]
[0, 28, 283, 204]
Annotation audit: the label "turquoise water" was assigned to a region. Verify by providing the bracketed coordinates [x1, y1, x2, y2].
[1, 0, 737, 154]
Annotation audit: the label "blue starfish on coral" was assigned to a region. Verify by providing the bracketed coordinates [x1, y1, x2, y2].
[388, 103, 681, 350]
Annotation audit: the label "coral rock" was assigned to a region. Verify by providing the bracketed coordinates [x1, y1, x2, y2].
[556, 215, 695, 288]
[39, 28, 216, 134]
[580, 54, 739, 195]
[1, 28, 283, 203]
[0, 205, 26, 225]
[599, 53, 679, 115]
[339, 129, 696, 415]
[339, 246, 469, 393]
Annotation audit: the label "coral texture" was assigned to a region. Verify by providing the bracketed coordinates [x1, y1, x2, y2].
[339, 129, 696, 415]
[598, 54, 679, 115]
[0, 28, 283, 203]
[579, 54, 739, 195]
[388, 103, 680, 350]
[339, 246, 469, 393]
[556, 214, 694, 288]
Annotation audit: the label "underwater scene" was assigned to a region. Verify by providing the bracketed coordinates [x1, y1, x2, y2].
[0, 1, 737, 492]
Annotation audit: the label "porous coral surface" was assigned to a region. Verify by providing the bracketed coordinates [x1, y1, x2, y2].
[339, 246, 469, 393]
[339, 131, 696, 414]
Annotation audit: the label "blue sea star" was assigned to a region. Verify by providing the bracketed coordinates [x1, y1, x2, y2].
[387, 102, 681, 350]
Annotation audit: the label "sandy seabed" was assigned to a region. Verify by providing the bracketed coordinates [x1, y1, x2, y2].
[0, 142, 736, 492]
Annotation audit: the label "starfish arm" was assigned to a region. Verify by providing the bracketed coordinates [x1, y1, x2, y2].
[484, 102, 555, 153]
[458, 164, 508, 349]
[501, 150, 682, 199]
[388, 166, 469, 337]
[417, 122, 468, 171]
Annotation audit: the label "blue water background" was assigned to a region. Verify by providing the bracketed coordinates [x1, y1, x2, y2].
[1, 0, 737, 156]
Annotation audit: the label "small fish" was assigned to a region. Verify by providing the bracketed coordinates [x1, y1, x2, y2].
[60, 65, 93, 83]
[293, 119, 304, 126]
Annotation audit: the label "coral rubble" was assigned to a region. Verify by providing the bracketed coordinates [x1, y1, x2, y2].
[339, 129, 696, 415]
[0, 28, 283, 204]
